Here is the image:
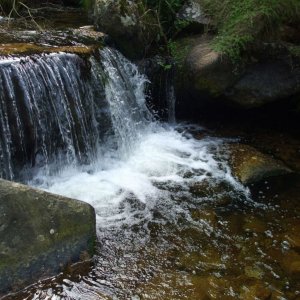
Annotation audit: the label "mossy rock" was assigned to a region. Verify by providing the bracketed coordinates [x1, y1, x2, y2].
[93, 0, 158, 58]
[174, 35, 241, 117]
[184, 35, 238, 96]
[0, 43, 97, 56]
[0, 179, 96, 295]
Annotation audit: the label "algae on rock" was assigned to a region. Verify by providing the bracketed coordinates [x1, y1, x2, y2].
[0, 179, 96, 295]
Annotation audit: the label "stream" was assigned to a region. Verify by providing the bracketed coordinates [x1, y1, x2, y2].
[0, 17, 300, 300]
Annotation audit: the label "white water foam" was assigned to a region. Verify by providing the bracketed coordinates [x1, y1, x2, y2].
[31, 124, 247, 230]
[29, 48, 248, 231]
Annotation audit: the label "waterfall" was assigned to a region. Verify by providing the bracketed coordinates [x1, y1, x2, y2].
[99, 48, 154, 156]
[19, 48, 247, 229]
[0, 47, 252, 299]
[0, 49, 174, 181]
[0, 53, 112, 180]
[165, 67, 176, 124]
[0, 47, 246, 199]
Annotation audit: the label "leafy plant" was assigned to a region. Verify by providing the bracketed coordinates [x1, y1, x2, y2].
[78, 0, 93, 9]
[144, 0, 186, 38]
[201, 0, 300, 61]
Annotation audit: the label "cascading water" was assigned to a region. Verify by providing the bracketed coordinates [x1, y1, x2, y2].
[165, 67, 176, 124]
[26, 48, 246, 228]
[0, 48, 252, 299]
[0, 53, 113, 181]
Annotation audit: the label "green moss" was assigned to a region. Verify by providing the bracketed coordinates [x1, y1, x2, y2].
[200, 0, 300, 62]
[0, 43, 97, 56]
[288, 44, 300, 58]
[79, 0, 93, 9]
[168, 38, 195, 69]
[195, 77, 222, 97]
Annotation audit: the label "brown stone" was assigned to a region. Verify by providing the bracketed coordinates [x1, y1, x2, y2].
[185, 36, 238, 98]
[0, 43, 96, 56]
[226, 143, 291, 184]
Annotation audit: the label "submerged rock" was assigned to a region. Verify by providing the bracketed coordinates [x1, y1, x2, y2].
[0, 179, 96, 295]
[240, 283, 272, 300]
[226, 144, 292, 184]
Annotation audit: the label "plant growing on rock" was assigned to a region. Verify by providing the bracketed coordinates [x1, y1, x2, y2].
[200, 0, 300, 61]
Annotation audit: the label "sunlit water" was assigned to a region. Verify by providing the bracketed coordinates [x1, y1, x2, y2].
[3, 49, 300, 299]
[27, 48, 247, 232]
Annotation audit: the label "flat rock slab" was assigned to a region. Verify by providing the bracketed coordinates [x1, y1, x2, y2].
[0, 43, 97, 56]
[0, 179, 96, 295]
[0, 26, 106, 56]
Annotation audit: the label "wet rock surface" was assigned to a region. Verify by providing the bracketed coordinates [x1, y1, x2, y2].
[0, 7, 105, 57]
[0, 43, 97, 56]
[226, 143, 292, 184]
[0, 26, 105, 56]
[2, 125, 300, 300]
[93, 0, 157, 58]
[0, 26, 105, 46]
[0, 179, 96, 295]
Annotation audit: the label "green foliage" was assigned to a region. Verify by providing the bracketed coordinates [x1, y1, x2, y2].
[144, 0, 186, 37]
[201, 0, 300, 61]
[78, 0, 93, 9]
[168, 39, 191, 66]
[288, 45, 300, 58]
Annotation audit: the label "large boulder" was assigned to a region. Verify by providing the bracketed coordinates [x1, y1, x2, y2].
[184, 36, 238, 97]
[175, 36, 300, 113]
[93, 0, 157, 58]
[226, 59, 300, 108]
[0, 179, 96, 295]
[175, 35, 239, 118]
[226, 144, 292, 184]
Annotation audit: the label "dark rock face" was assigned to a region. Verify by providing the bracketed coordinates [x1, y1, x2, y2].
[175, 36, 300, 116]
[177, 0, 209, 25]
[176, 0, 210, 34]
[0, 179, 96, 295]
[93, 0, 157, 59]
[226, 60, 300, 108]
